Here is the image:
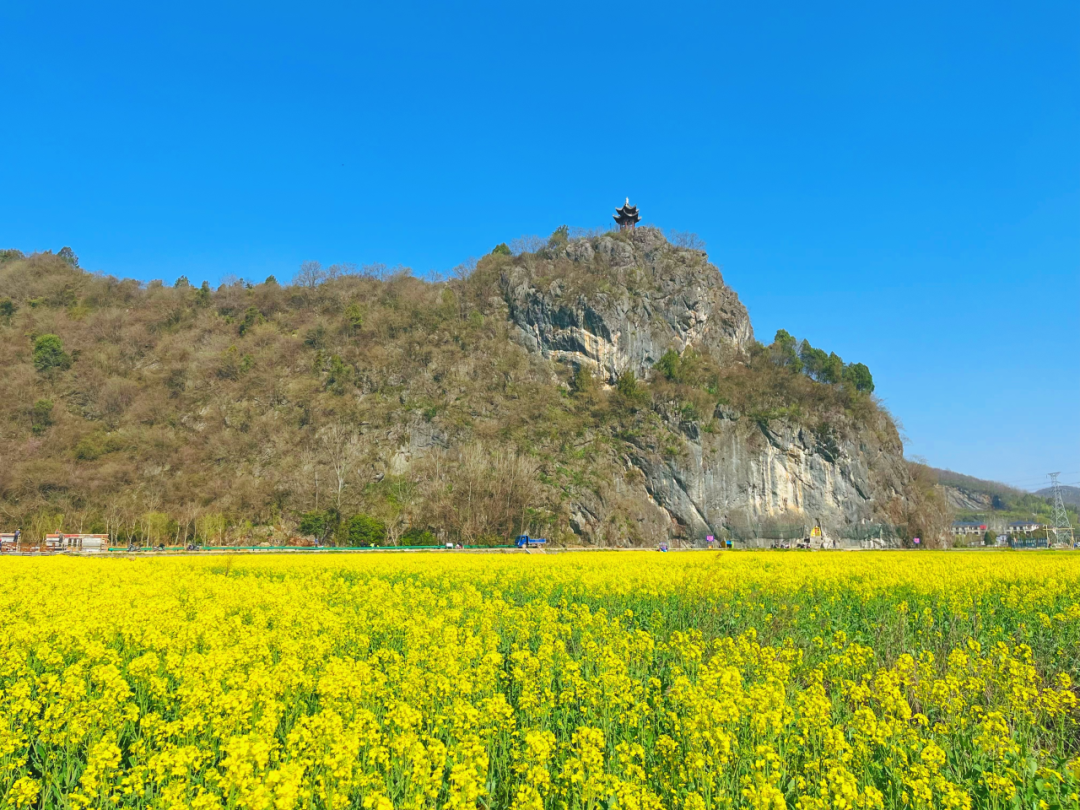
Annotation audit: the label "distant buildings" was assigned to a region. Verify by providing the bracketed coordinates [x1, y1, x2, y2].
[1008, 520, 1043, 534]
[952, 520, 1044, 538]
[951, 521, 987, 537]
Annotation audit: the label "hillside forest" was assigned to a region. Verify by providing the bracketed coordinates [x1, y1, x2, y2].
[1, 236, 951, 547]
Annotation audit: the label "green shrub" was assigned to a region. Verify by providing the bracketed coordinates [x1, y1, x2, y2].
[325, 355, 351, 394]
[401, 527, 437, 546]
[32, 334, 71, 373]
[298, 510, 339, 543]
[75, 433, 127, 461]
[31, 399, 53, 435]
[344, 303, 364, 335]
[238, 306, 265, 336]
[547, 225, 570, 251]
[615, 370, 649, 409]
[341, 514, 386, 546]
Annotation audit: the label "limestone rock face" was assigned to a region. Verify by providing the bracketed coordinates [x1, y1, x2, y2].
[498, 228, 911, 544]
[502, 228, 753, 383]
[939, 485, 994, 512]
[618, 409, 909, 543]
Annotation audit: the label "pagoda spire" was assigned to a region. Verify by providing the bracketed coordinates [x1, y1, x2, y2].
[613, 198, 640, 231]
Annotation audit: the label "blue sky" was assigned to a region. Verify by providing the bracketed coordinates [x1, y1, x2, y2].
[1, 1, 1077, 489]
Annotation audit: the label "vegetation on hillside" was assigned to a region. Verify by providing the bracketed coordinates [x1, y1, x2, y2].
[0, 239, 925, 546]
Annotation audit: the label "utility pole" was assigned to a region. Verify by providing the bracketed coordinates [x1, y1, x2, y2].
[1047, 472, 1074, 546]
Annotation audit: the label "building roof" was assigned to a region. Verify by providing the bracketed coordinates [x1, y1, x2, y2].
[613, 198, 640, 223]
[952, 521, 982, 527]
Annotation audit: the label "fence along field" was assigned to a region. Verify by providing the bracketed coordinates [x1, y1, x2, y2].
[1, 552, 1078, 809]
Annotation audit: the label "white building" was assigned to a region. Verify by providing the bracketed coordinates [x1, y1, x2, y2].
[44, 534, 109, 553]
[951, 521, 986, 536]
[1008, 521, 1043, 534]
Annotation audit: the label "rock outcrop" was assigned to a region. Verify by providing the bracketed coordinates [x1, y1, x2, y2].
[939, 485, 995, 512]
[503, 228, 753, 383]
[615, 408, 909, 543]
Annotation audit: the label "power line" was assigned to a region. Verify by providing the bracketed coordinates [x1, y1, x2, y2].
[990, 470, 1080, 487]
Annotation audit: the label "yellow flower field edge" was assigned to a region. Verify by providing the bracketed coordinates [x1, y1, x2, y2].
[0, 552, 1078, 809]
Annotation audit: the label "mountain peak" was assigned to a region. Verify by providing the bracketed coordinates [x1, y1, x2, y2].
[495, 228, 753, 383]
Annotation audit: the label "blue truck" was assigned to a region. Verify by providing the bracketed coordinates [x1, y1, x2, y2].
[515, 534, 547, 548]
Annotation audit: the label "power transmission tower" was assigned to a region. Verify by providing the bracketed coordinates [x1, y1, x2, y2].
[1047, 472, 1074, 546]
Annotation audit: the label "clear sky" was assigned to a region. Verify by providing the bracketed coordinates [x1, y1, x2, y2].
[2, 1, 1077, 490]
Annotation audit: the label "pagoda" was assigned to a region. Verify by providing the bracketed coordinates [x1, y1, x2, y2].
[613, 198, 640, 231]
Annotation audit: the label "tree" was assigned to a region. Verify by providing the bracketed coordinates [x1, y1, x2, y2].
[295, 260, 325, 288]
[799, 341, 828, 381]
[508, 235, 546, 255]
[667, 230, 706, 250]
[340, 513, 386, 546]
[175, 276, 191, 288]
[325, 355, 351, 394]
[264, 275, 278, 286]
[983, 529, 996, 547]
[615, 370, 648, 408]
[57, 246, 79, 268]
[344, 303, 364, 335]
[31, 399, 53, 435]
[843, 362, 875, 393]
[821, 352, 845, 385]
[298, 509, 339, 544]
[319, 422, 364, 510]
[32, 334, 71, 373]
[655, 349, 683, 382]
[401, 527, 436, 546]
[770, 330, 802, 373]
[491, 243, 512, 256]
[571, 364, 599, 397]
[196, 281, 211, 306]
[547, 225, 570, 250]
[0, 298, 15, 323]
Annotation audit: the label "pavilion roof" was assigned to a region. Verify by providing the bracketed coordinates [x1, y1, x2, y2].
[614, 198, 641, 222]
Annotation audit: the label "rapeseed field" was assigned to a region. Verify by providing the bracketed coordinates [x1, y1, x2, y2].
[1, 552, 1078, 810]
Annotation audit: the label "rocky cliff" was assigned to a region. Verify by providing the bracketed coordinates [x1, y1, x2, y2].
[503, 227, 753, 383]
[496, 228, 911, 544]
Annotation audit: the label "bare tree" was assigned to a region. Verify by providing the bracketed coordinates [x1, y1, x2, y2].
[508, 235, 546, 256]
[325, 262, 358, 281]
[294, 260, 326, 288]
[450, 257, 477, 281]
[667, 230, 706, 250]
[569, 226, 609, 240]
[359, 262, 387, 280]
[319, 422, 365, 510]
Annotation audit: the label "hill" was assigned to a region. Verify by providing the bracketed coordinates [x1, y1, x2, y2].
[1036, 485, 1080, 508]
[0, 230, 944, 547]
[927, 466, 1026, 511]
[928, 467, 1078, 527]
